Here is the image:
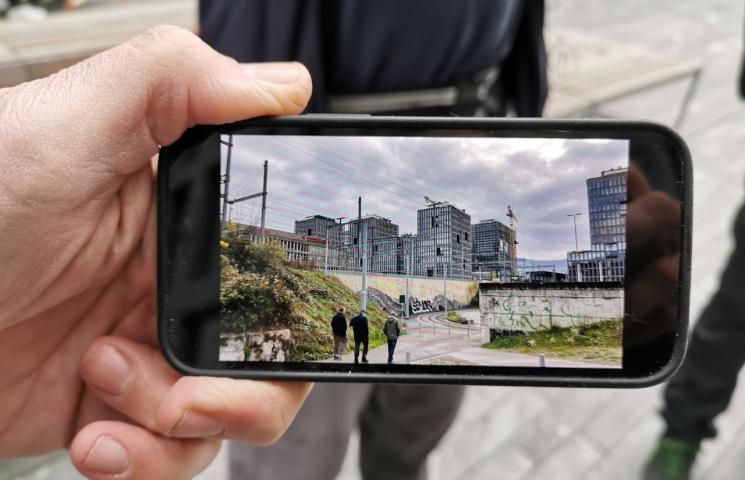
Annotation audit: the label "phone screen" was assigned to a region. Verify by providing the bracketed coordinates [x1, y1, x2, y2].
[218, 135, 628, 369]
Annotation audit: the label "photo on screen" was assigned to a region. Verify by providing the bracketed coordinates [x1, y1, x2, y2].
[218, 135, 628, 368]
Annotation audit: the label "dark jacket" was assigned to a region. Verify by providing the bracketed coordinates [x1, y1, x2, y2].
[331, 312, 347, 337]
[383, 317, 401, 340]
[349, 313, 369, 340]
[200, 0, 547, 116]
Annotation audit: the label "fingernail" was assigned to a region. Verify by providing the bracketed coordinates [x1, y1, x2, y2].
[245, 62, 301, 85]
[84, 436, 130, 475]
[169, 410, 225, 438]
[86, 346, 131, 396]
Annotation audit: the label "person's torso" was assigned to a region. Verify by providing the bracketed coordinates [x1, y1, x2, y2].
[325, 0, 524, 94]
[384, 320, 399, 338]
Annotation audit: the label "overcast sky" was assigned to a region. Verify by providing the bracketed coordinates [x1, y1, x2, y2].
[222, 135, 627, 260]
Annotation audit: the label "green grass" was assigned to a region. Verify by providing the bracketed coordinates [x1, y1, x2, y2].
[290, 268, 390, 356]
[482, 319, 623, 366]
[446, 311, 468, 324]
[220, 235, 393, 362]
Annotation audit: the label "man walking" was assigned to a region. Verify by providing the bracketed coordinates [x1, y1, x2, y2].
[331, 306, 348, 360]
[383, 316, 401, 364]
[350, 309, 370, 364]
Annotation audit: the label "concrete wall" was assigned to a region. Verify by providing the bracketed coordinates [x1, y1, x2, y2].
[331, 271, 477, 306]
[479, 282, 623, 336]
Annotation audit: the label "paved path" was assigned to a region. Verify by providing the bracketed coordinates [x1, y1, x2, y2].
[340, 310, 610, 368]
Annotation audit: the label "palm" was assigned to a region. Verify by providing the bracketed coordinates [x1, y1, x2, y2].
[0, 167, 156, 457]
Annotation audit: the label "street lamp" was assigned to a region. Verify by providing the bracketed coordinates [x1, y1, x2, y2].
[567, 212, 582, 252]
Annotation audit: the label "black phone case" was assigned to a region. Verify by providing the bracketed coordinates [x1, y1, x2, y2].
[158, 115, 692, 388]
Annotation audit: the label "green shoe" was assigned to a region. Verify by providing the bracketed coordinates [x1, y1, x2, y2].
[642, 436, 699, 480]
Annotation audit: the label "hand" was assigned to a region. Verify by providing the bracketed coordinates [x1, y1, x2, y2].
[624, 164, 682, 348]
[0, 26, 313, 479]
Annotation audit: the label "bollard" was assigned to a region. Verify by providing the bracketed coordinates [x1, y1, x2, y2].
[539, 354, 546, 367]
[406, 352, 411, 364]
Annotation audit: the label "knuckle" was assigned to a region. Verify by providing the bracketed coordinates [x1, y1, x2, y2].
[125, 25, 206, 70]
[137, 25, 199, 50]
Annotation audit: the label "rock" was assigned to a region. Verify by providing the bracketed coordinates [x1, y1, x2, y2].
[247, 329, 292, 362]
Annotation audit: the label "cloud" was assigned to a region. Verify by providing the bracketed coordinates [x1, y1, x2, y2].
[224, 135, 628, 260]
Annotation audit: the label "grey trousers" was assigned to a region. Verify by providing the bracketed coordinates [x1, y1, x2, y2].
[662, 202, 745, 443]
[229, 384, 464, 480]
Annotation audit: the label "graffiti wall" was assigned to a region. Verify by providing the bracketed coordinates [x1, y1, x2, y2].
[331, 272, 477, 306]
[479, 282, 623, 336]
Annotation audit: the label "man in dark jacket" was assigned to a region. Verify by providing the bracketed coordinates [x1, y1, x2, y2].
[383, 316, 402, 364]
[331, 306, 347, 360]
[349, 309, 369, 364]
[201, 2, 547, 479]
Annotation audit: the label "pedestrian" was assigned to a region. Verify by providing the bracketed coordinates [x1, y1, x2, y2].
[202, 1, 547, 477]
[331, 306, 348, 360]
[350, 309, 370, 364]
[383, 316, 401, 364]
[642, 21, 745, 480]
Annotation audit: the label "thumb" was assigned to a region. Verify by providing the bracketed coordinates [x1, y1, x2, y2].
[0, 25, 312, 180]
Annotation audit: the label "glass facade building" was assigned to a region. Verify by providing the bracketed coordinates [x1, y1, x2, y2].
[587, 168, 627, 251]
[294, 215, 343, 245]
[567, 250, 625, 282]
[471, 219, 516, 282]
[567, 167, 627, 282]
[415, 204, 472, 279]
[339, 215, 400, 273]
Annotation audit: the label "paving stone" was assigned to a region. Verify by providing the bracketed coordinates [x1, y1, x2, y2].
[518, 434, 603, 480]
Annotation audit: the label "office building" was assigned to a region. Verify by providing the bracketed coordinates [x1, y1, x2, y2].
[396, 234, 417, 274]
[294, 215, 342, 245]
[233, 225, 340, 268]
[567, 167, 627, 282]
[415, 203, 472, 279]
[587, 167, 627, 251]
[339, 214, 400, 273]
[471, 219, 516, 282]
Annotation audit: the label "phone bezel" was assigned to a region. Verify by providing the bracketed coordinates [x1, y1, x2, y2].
[158, 115, 691, 387]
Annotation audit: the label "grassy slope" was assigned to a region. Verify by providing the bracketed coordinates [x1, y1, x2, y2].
[290, 268, 389, 359]
[482, 319, 623, 366]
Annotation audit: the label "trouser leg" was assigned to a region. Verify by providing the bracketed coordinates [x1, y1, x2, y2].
[333, 335, 341, 356]
[362, 339, 368, 359]
[662, 201, 745, 443]
[358, 385, 465, 480]
[229, 384, 373, 480]
[354, 339, 361, 361]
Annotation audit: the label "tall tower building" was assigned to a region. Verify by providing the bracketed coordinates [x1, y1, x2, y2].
[415, 203, 472, 279]
[471, 219, 516, 282]
[567, 167, 627, 282]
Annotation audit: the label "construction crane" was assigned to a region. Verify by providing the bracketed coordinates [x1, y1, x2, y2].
[424, 195, 444, 207]
[506, 205, 519, 276]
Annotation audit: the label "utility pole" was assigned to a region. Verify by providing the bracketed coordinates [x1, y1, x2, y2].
[357, 196, 362, 273]
[567, 212, 582, 252]
[443, 260, 448, 315]
[324, 228, 330, 275]
[220, 135, 233, 228]
[360, 223, 368, 311]
[404, 254, 411, 319]
[259, 160, 268, 243]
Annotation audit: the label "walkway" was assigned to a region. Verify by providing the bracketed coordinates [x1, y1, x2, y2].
[341, 310, 609, 368]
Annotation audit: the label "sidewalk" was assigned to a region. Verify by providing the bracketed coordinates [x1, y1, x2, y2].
[341, 310, 609, 369]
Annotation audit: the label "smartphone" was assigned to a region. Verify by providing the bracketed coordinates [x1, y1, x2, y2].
[158, 115, 691, 387]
